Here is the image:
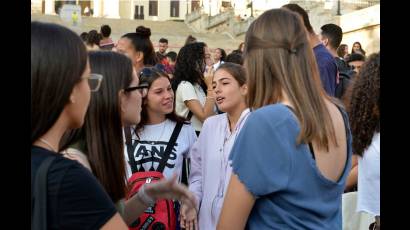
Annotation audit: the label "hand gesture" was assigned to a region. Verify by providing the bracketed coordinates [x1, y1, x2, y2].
[180, 203, 198, 230]
[145, 174, 197, 212]
[204, 67, 214, 88]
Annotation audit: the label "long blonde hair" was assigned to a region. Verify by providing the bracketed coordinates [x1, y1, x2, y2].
[244, 8, 337, 151]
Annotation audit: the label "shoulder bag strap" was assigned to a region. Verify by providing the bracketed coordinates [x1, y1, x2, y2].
[124, 126, 139, 174]
[32, 155, 56, 230]
[156, 122, 184, 173]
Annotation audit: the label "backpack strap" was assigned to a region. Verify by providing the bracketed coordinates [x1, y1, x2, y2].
[124, 126, 139, 174]
[187, 111, 193, 121]
[32, 155, 57, 230]
[156, 122, 184, 173]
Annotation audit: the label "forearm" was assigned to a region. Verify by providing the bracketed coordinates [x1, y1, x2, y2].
[122, 194, 150, 226]
[345, 165, 358, 191]
[199, 89, 216, 122]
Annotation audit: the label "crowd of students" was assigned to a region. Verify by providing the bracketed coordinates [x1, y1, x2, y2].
[32, 3, 379, 230]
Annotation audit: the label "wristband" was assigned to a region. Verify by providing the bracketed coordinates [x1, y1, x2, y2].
[137, 183, 156, 207]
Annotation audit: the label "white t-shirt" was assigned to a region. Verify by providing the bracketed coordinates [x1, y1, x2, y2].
[357, 132, 380, 216]
[175, 81, 207, 132]
[124, 119, 197, 180]
[213, 60, 224, 70]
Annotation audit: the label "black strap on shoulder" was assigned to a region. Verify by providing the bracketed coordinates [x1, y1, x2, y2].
[187, 111, 193, 120]
[156, 122, 184, 173]
[32, 155, 56, 230]
[125, 126, 139, 174]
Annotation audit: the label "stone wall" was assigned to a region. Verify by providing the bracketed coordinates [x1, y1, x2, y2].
[337, 4, 380, 54]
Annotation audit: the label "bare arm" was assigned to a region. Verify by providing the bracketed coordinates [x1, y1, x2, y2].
[184, 67, 216, 123]
[185, 97, 215, 123]
[345, 154, 358, 191]
[217, 173, 255, 230]
[101, 213, 128, 230]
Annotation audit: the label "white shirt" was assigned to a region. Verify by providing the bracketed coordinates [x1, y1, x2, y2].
[213, 60, 224, 70]
[175, 81, 207, 132]
[357, 132, 380, 216]
[124, 119, 197, 180]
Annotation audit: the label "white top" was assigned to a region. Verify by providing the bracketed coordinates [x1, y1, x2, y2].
[175, 81, 207, 132]
[189, 109, 250, 229]
[357, 132, 380, 216]
[213, 60, 224, 70]
[124, 119, 197, 180]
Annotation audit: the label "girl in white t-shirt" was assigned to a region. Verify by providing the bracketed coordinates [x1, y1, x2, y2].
[347, 52, 380, 229]
[126, 67, 197, 180]
[172, 42, 216, 134]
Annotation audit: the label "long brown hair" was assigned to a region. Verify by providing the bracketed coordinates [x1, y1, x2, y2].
[60, 51, 133, 203]
[244, 8, 337, 151]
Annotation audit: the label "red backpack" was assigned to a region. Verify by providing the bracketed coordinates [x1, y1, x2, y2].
[125, 122, 183, 230]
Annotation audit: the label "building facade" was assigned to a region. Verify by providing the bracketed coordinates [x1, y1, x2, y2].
[32, 0, 194, 21]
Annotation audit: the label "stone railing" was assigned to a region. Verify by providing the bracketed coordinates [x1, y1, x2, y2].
[232, 17, 254, 36]
[206, 10, 234, 29]
[185, 9, 202, 23]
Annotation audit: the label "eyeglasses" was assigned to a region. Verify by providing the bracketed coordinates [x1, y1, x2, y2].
[83, 73, 103, 92]
[124, 83, 149, 97]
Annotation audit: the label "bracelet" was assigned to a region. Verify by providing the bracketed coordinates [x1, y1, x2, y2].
[137, 184, 156, 207]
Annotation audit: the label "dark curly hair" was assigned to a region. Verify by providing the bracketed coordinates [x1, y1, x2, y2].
[347, 52, 380, 156]
[172, 42, 207, 92]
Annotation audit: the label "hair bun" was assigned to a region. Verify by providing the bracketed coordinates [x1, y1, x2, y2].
[135, 26, 151, 39]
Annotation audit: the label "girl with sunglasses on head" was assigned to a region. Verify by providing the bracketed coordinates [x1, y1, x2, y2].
[59, 51, 197, 226]
[125, 67, 198, 227]
[180, 63, 250, 230]
[126, 67, 197, 184]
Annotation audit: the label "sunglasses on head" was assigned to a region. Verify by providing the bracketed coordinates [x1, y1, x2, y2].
[139, 64, 166, 79]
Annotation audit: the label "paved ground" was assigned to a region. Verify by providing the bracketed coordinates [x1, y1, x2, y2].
[31, 14, 244, 53]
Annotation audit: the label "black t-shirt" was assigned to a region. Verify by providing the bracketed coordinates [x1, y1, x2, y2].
[31, 146, 117, 229]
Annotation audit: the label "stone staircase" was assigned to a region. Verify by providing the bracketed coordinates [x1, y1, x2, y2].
[185, 8, 254, 38]
[184, 0, 379, 39]
[31, 14, 243, 53]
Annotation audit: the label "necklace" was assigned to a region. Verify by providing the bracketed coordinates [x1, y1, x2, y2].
[38, 138, 58, 152]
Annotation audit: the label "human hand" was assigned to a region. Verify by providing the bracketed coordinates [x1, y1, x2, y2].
[180, 203, 198, 230]
[204, 67, 214, 88]
[144, 174, 197, 212]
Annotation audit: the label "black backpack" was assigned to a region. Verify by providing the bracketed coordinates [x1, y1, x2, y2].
[334, 58, 356, 99]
